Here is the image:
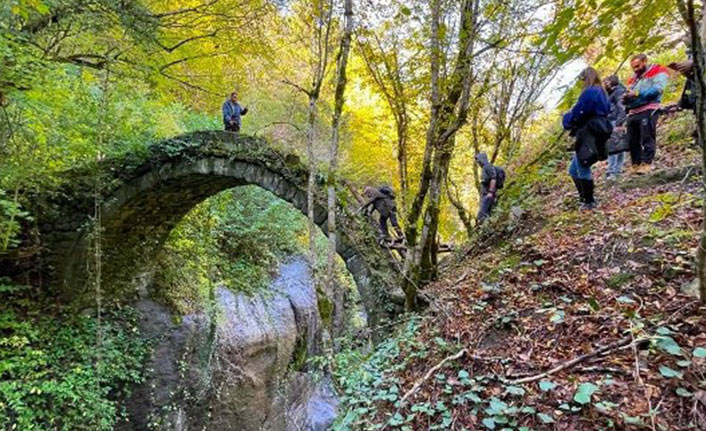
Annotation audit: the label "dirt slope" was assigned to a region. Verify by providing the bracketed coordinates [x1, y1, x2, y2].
[336, 112, 706, 431]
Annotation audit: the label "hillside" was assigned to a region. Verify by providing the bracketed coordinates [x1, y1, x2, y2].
[331, 112, 706, 430]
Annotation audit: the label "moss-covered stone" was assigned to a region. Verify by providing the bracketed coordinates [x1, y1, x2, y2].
[317, 290, 334, 330]
[37, 131, 402, 336]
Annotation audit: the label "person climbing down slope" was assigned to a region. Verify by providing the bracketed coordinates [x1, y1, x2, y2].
[623, 53, 669, 174]
[361, 186, 404, 244]
[475, 152, 501, 223]
[563, 67, 612, 211]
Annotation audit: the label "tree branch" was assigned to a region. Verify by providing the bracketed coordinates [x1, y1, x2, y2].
[504, 336, 649, 385]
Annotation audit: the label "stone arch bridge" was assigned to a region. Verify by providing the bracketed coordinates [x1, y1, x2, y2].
[42, 131, 404, 328]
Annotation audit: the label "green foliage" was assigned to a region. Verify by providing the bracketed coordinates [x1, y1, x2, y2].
[210, 187, 307, 292]
[658, 366, 683, 379]
[648, 193, 680, 223]
[655, 332, 684, 356]
[0, 283, 149, 430]
[154, 186, 309, 313]
[537, 412, 555, 423]
[538, 380, 557, 392]
[331, 317, 424, 430]
[0, 64, 218, 250]
[573, 382, 599, 405]
[1, 66, 217, 192]
[606, 272, 634, 289]
[0, 189, 30, 251]
[329, 319, 567, 430]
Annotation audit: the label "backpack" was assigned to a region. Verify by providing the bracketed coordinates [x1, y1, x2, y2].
[379, 185, 395, 198]
[495, 166, 506, 189]
[679, 78, 696, 111]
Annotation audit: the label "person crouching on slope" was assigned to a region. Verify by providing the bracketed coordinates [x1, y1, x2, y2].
[562, 67, 613, 211]
[361, 186, 404, 245]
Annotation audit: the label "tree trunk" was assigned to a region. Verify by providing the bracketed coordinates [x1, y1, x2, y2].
[681, 0, 706, 303]
[307, 94, 318, 274]
[327, 0, 353, 331]
[446, 174, 474, 238]
[397, 119, 409, 217]
[357, 36, 411, 218]
[400, 0, 442, 310]
[693, 0, 706, 304]
[418, 141, 454, 283]
[401, 0, 478, 308]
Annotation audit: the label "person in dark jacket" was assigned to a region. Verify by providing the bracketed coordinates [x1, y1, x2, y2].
[475, 152, 498, 223]
[361, 186, 404, 243]
[563, 67, 612, 210]
[669, 58, 698, 146]
[670, 58, 695, 111]
[603, 75, 628, 180]
[222, 92, 248, 132]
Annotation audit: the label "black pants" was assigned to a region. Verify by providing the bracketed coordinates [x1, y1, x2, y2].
[380, 212, 402, 239]
[225, 122, 240, 132]
[626, 109, 658, 165]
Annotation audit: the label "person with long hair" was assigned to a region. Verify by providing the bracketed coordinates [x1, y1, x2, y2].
[562, 67, 612, 210]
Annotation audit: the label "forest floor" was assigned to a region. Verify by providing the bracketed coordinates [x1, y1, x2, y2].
[334, 112, 706, 430]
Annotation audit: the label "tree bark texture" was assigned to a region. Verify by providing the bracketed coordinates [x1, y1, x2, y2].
[402, 0, 479, 308]
[679, 0, 706, 303]
[327, 0, 354, 330]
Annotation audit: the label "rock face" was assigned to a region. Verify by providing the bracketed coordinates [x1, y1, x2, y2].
[116, 257, 339, 431]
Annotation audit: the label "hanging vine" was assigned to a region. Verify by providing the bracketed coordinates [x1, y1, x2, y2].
[90, 53, 113, 391]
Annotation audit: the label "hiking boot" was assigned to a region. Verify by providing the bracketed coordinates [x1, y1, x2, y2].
[571, 177, 585, 203]
[626, 164, 640, 174]
[579, 201, 597, 211]
[637, 164, 653, 174]
[579, 179, 596, 210]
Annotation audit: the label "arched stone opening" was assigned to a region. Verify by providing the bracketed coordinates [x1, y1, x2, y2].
[44, 131, 403, 329]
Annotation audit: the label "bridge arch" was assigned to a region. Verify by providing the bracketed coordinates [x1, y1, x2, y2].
[46, 131, 403, 328]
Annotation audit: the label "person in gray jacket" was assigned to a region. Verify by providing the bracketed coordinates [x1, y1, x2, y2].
[476, 152, 498, 223]
[604, 75, 628, 180]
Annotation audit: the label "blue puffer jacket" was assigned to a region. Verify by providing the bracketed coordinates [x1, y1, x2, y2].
[222, 100, 248, 126]
[562, 86, 611, 132]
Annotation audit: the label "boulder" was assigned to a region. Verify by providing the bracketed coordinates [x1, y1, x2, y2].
[681, 278, 701, 300]
[117, 257, 338, 431]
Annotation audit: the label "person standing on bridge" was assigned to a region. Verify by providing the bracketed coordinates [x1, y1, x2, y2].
[222, 92, 248, 132]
